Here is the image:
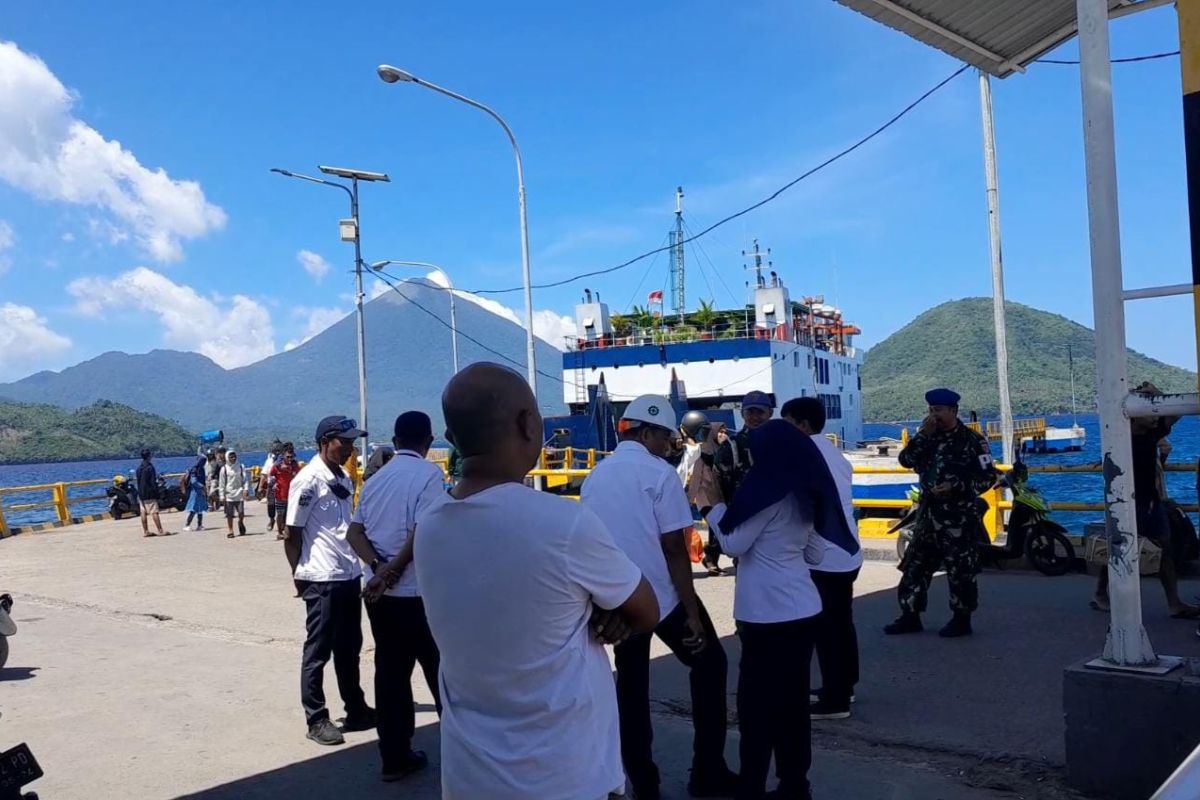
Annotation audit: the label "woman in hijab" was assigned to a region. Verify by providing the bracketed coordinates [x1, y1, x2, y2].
[183, 455, 209, 531]
[706, 419, 857, 800]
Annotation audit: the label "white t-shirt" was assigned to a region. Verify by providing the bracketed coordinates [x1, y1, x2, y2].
[581, 440, 695, 621]
[350, 449, 444, 597]
[709, 495, 826, 624]
[811, 434, 863, 573]
[414, 483, 643, 800]
[262, 455, 276, 487]
[286, 457, 361, 583]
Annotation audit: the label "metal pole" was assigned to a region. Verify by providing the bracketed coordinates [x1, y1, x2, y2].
[978, 70, 1015, 466]
[351, 177, 369, 448]
[1076, 0, 1156, 666]
[1179, 0, 1200, 391]
[517, 167, 536, 396]
[448, 289, 460, 374]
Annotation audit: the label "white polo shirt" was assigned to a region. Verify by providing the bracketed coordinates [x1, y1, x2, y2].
[415, 483, 643, 800]
[811, 434, 863, 573]
[351, 449, 444, 597]
[708, 495, 825, 624]
[581, 440, 695, 622]
[286, 457, 361, 583]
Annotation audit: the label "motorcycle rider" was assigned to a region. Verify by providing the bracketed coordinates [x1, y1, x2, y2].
[885, 388, 996, 638]
[135, 449, 167, 537]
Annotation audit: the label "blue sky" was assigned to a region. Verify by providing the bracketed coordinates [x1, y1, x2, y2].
[0, 1, 1194, 382]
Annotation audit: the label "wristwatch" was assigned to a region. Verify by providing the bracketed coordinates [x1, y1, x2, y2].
[370, 557, 385, 573]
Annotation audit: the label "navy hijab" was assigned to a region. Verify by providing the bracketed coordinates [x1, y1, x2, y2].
[719, 419, 859, 556]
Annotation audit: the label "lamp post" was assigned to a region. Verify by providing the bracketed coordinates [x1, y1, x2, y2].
[376, 65, 537, 400]
[271, 165, 390, 446]
[370, 260, 459, 374]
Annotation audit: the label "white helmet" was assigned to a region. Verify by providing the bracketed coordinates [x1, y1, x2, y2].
[621, 395, 677, 432]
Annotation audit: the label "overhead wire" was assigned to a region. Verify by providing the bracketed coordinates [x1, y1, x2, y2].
[1037, 50, 1179, 65]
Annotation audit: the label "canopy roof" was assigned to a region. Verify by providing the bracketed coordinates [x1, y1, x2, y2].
[834, 0, 1163, 78]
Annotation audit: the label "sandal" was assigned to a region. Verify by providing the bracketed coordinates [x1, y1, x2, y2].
[226, 532, 235, 539]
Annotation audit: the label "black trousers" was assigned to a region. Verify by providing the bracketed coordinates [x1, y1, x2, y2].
[613, 599, 728, 789]
[736, 616, 818, 800]
[365, 596, 442, 765]
[300, 579, 368, 726]
[266, 494, 276, 523]
[810, 567, 860, 705]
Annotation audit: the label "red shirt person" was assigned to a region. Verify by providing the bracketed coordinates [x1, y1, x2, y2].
[269, 448, 302, 538]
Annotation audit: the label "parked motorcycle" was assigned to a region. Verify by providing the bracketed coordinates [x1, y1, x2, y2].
[105, 475, 138, 520]
[893, 460, 1077, 576]
[157, 475, 186, 512]
[0, 594, 15, 670]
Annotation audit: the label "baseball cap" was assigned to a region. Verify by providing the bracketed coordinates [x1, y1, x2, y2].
[741, 390, 775, 412]
[621, 395, 677, 432]
[394, 411, 433, 441]
[315, 415, 367, 441]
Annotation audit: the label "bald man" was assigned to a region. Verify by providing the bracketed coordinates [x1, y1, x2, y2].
[414, 363, 660, 800]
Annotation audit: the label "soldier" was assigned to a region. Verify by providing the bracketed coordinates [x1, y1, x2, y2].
[885, 388, 996, 638]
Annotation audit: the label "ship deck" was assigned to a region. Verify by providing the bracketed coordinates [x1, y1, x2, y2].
[3, 503, 1198, 799]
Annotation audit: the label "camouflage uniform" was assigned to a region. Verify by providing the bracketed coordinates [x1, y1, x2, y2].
[896, 423, 997, 614]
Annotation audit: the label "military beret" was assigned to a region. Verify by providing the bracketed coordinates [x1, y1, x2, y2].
[925, 388, 961, 406]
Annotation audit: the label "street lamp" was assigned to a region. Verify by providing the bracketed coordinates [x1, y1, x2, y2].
[370, 260, 459, 374]
[271, 165, 390, 446]
[376, 65, 537, 399]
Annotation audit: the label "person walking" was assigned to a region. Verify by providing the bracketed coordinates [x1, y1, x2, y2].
[582, 395, 737, 800]
[885, 389, 997, 638]
[205, 449, 222, 511]
[183, 455, 208, 531]
[219, 450, 248, 538]
[781, 397, 862, 720]
[269, 444, 301, 541]
[135, 449, 167, 538]
[346, 411, 444, 783]
[285, 415, 376, 746]
[261, 440, 282, 532]
[706, 419, 858, 800]
[414, 363, 660, 800]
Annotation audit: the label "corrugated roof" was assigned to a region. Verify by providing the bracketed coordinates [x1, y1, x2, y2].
[834, 0, 1139, 78]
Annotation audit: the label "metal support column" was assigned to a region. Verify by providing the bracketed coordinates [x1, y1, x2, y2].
[978, 71, 1015, 465]
[1075, 0, 1156, 666]
[351, 177, 369, 449]
[1180, 0, 1200, 387]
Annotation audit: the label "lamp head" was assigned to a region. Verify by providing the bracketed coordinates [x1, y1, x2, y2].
[378, 65, 416, 84]
[368, 260, 389, 270]
[270, 168, 293, 177]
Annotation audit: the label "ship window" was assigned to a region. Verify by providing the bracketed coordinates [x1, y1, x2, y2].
[793, 352, 799, 367]
[763, 303, 775, 314]
[583, 316, 595, 328]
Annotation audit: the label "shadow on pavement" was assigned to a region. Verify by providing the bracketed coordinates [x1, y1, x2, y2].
[0, 666, 38, 682]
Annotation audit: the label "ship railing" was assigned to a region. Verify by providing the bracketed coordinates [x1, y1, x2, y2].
[564, 322, 850, 356]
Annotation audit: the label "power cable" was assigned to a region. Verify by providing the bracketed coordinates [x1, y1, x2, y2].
[1037, 50, 1179, 65]
[464, 63, 972, 296]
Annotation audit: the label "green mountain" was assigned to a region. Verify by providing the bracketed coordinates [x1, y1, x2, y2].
[0, 400, 196, 464]
[862, 298, 1196, 422]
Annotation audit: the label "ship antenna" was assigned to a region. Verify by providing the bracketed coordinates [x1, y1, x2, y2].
[669, 186, 686, 324]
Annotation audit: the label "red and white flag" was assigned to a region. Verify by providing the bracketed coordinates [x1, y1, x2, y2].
[648, 290, 664, 304]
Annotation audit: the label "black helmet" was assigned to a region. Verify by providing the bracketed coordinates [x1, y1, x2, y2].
[680, 410, 709, 440]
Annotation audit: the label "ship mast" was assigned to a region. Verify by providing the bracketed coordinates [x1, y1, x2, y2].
[669, 186, 685, 323]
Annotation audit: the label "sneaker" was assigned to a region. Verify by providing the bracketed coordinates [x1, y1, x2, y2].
[809, 698, 851, 720]
[182, 525, 192, 532]
[687, 764, 738, 797]
[306, 719, 345, 746]
[382, 749, 429, 782]
[195, 524, 204, 531]
[883, 612, 923, 635]
[342, 706, 378, 732]
[809, 689, 856, 704]
[938, 612, 973, 638]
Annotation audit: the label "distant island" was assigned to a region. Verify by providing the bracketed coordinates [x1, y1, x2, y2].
[861, 298, 1196, 422]
[0, 400, 198, 464]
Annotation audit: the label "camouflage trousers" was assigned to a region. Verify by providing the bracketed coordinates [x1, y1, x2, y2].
[897, 520, 980, 614]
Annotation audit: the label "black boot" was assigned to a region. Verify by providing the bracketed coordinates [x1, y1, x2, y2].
[883, 611, 923, 635]
[939, 612, 973, 638]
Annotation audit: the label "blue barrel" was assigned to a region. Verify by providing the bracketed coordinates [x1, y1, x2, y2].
[198, 430, 224, 445]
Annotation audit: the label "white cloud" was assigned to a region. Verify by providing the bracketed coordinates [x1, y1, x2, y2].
[369, 279, 390, 300]
[0, 41, 226, 263]
[297, 249, 331, 282]
[66, 267, 273, 368]
[420, 270, 575, 351]
[60, 231, 75, 243]
[0, 302, 71, 378]
[0, 220, 13, 274]
[285, 306, 346, 350]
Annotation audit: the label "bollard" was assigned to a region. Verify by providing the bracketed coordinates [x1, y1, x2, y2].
[0, 497, 8, 538]
[587, 448, 597, 469]
[52, 483, 70, 525]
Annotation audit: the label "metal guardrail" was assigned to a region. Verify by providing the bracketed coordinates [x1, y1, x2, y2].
[1151, 741, 1200, 799]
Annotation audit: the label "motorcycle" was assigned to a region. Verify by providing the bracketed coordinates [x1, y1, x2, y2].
[105, 476, 138, 520]
[893, 460, 1077, 577]
[0, 594, 13, 670]
[157, 475, 186, 512]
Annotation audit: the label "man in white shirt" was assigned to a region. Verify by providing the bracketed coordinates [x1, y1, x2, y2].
[415, 363, 660, 800]
[285, 415, 376, 747]
[582, 395, 737, 800]
[782, 396, 863, 722]
[218, 450, 248, 538]
[346, 411, 444, 783]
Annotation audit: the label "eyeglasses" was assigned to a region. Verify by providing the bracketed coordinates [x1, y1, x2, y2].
[330, 418, 358, 434]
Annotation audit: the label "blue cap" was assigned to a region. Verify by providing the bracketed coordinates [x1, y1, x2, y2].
[316, 415, 367, 442]
[742, 390, 775, 411]
[925, 388, 961, 407]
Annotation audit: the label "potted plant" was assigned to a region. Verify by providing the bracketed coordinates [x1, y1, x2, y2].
[693, 300, 718, 340]
[609, 313, 632, 344]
